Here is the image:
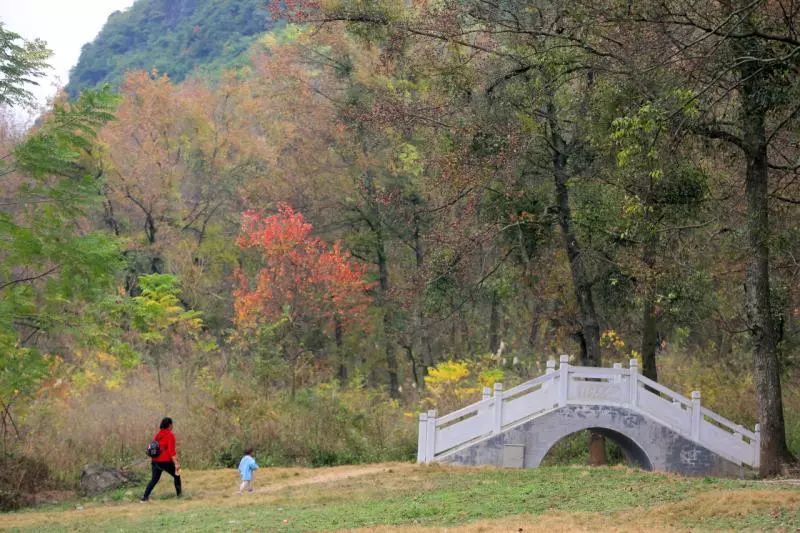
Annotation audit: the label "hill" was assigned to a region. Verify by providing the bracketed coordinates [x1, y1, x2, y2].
[3, 463, 799, 531]
[66, 0, 273, 96]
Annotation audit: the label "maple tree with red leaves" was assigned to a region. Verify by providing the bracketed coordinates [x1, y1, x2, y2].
[234, 204, 373, 389]
[235, 203, 372, 330]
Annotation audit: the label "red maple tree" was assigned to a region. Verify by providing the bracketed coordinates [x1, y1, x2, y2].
[234, 203, 372, 336]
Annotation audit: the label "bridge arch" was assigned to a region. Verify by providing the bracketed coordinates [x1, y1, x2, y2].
[538, 426, 653, 471]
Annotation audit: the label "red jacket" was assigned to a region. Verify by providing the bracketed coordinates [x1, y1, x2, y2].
[152, 428, 176, 462]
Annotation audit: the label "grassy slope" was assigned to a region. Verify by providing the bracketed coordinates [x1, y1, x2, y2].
[3, 463, 799, 532]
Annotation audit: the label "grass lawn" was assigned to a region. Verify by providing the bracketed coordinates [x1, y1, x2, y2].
[2, 463, 799, 531]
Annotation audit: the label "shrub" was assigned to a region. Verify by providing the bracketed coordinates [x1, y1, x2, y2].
[422, 357, 505, 414]
[18, 369, 416, 483]
[0, 454, 53, 511]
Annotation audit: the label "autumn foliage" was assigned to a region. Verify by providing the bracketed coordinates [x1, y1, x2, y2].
[234, 204, 372, 334]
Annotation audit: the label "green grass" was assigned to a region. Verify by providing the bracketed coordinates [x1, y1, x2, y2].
[3, 463, 799, 532]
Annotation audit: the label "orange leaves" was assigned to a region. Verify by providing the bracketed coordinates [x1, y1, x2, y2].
[237, 204, 314, 254]
[234, 204, 373, 334]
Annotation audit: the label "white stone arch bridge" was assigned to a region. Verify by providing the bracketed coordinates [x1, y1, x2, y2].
[417, 357, 759, 478]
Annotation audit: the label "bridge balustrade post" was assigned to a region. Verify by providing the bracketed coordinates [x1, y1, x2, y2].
[493, 383, 504, 434]
[691, 391, 701, 440]
[734, 425, 745, 463]
[558, 354, 569, 406]
[417, 412, 428, 463]
[613, 362, 622, 384]
[544, 360, 556, 395]
[425, 409, 437, 462]
[628, 359, 639, 408]
[479, 387, 492, 417]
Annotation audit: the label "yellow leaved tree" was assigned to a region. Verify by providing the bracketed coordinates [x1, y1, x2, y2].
[422, 358, 504, 413]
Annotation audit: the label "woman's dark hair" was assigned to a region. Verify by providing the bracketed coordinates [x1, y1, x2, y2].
[160, 417, 173, 430]
[244, 448, 254, 456]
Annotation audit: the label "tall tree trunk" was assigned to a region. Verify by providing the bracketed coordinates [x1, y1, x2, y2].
[488, 291, 501, 353]
[528, 301, 538, 349]
[548, 105, 601, 367]
[740, 66, 793, 475]
[102, 194, 120, 236]
[384, 318, 399, 398]
[412, 209, 434, 383]
[404, 345, 419, 389]
[640, 291, 659, 381]
[547, 100, 604, 464]
[460, 310, 472, 355]
[284, 343, 298, 400]
[415, 307, 434, 386]
[640, 236, 659, 382]
[334, 316, 347, 386]
[363, 169, 400, 397]
[376, 226, 399, 398]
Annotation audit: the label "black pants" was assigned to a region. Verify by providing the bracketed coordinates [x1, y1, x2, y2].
[142, 461, 181, 500]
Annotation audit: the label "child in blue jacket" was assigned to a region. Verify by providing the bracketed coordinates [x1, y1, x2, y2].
[238, 448, 259, 493]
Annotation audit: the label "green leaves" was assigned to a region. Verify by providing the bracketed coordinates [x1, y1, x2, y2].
[0, 85, 121, 404]
[131, 274, 204, 342]
[14, 86, 119, 179]
[0, 22, 51, 108]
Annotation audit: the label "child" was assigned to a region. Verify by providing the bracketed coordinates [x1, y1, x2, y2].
[238, 448, 259, 493]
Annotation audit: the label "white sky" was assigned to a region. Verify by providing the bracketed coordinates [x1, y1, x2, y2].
[1, 0, 136, 125]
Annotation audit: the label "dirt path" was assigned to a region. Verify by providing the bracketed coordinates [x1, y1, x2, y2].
[254, 463, 414, 494]
[0, 462, 417, 530]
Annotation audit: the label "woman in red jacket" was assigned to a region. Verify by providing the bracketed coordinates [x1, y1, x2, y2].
[141, 417, 182, 501]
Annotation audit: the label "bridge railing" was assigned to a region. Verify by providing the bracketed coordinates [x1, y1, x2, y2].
[418, 356, 760, 469]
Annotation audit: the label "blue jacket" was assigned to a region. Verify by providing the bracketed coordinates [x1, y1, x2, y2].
[238, 454, 259, 481]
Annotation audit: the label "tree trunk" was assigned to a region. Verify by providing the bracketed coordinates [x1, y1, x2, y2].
[384, 321, 399, 398]
[155, 359, 162, 394]
[102, 194, 120, 236]
[528, 309, 538, 349]
[488, 291, 501, 353]
[334, 316, 347, 386]
[740, 69, 793, 475]
[588, 431, 607, 466]
[404, 345, 419, 390]
[640, 291, 659, 381]
[416, 308, 434, 386]
[548, 105, 601, 367]
[460, 310, 472, 355]
[412, 209, 434, 383]
[376, 226, 399, 398]
[640, 237, 659, 382]
[547, 99, 605, 464]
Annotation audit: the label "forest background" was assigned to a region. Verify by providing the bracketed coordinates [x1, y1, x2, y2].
[1, 0, 799, 507]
